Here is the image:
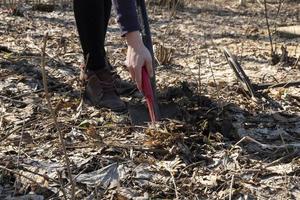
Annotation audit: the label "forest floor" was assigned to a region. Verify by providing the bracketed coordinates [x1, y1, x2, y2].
[0, 0, 300, 199]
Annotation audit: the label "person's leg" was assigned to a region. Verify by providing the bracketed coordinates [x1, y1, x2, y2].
[103, 0, 112, 45]
[73, 0, 127, 112]
[73, 0, 107, 70]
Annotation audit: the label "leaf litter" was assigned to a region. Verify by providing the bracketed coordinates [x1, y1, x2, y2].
[0, 0, 300, 199]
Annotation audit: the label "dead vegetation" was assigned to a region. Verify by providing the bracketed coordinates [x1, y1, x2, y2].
[0, 0, 300, 199]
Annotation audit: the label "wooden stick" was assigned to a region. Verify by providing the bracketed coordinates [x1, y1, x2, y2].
[0, 165, 68, 198]
[264, 0, 274, 56]
[66, 142, 170, 154]
[234, 136, 300, 150]
[170, 170, 179, 199]
[40, 33, 75, 200]
[229, 174, 235, 200]
[0, 118, 39, 143]
[0, 94, 28, 105]
[0, 165, 43, 187]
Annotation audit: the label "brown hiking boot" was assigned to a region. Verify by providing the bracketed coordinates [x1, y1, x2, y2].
[105, 59, 139, 96]
[80, 67, 127, 113]
[111, 72, 141, 96]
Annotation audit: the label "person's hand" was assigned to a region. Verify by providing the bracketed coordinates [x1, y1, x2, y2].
[125, 31, 153, 91]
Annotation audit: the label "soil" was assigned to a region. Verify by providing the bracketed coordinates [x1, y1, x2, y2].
[0, 0, 299, 199]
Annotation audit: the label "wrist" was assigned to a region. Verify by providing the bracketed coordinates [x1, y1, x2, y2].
[125, 31, 143, 49]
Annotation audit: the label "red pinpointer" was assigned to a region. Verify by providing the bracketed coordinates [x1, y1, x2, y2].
[141, 66, 156, 123]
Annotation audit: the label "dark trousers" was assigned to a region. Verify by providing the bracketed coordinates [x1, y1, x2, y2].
[73, 0, 112, 70]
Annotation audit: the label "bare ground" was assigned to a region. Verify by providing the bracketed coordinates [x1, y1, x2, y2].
[0, 0, 300, 199]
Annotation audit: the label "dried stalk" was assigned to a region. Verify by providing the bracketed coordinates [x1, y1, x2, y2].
[263, 0, 274, 56]
[275, 0, 285, 20]
[206, 49, 221, 101]
[232, 136, 300, 150]
[0, 165, 43, 188]
[170, 171, 179, 199]
[14, 120, 25, 195]
[0, 94, 28, 106]
[229, 174, 234, 200]
[0, 118, 39, 143]
[20, 166, 61, 184]
[264, 151, 299, 168]
[2, 163, 68, 197]
[66, 142, 170, 154]
[293, 55, 299, 69]
[197, 56, 202, 95]
[40, 33, 75, 200]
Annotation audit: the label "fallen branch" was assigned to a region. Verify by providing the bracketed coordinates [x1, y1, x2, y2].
[293, 55, 299, 69]
[170, 170, 179, 199]
[11, 85, 60, 99]
[0, 118, 39, 143]
[0, 165, 43, 188]
[0, 94, 28, 106]
[20, 166, 60, 184]
[229, 174, 235, 200]
[264, 151, 300, 168]
[263, 0, 274, 56]
[66, 142, 170, 154]
[0, 165, 66, 196]
[40, 33, 75, 200]
[233, 136, 300, 150]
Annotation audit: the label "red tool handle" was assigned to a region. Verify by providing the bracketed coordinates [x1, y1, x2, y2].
[141, 66, 156, 123]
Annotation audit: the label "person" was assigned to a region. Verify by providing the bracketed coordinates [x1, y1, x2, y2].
[73, 0, 153, 113]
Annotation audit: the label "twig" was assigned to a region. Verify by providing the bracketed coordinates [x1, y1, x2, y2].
[11, 85, 60, 99]
[14, 120, 25, 195]
[58, 170, 68, 200]
[264, 150, 299, 168]
[169, 0, 181, 18]
[177, 160, 205, 179]
[206, 48, 221, 101]
[20, 166, 61, 184]
[0, 165, 43, 188]
[16, 120, 25, 168]
[238, 40, 245, 67]
[197, 56, 202, 95]
[66, 142, 170, 154]
[50, 164, 92, 200]
[25, 37, 66, 67]
[0, 94, 28, 105]
[275, 0, 285, 20]
[284, 171, 289, 199]
[229, 174, 235, 200]
[2, 163, 65, 195]
[170, 171, 179, 199]
[63, 123, 139, 131]
[263, 0, 274, 56]
[40, 33, 75, 200]
[279, 132, 290, 153]
[293, 55, 299, 69]
[0, 118, 39, 143]
[256, 0, 264, 8]
[233, 136, 300, 150]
